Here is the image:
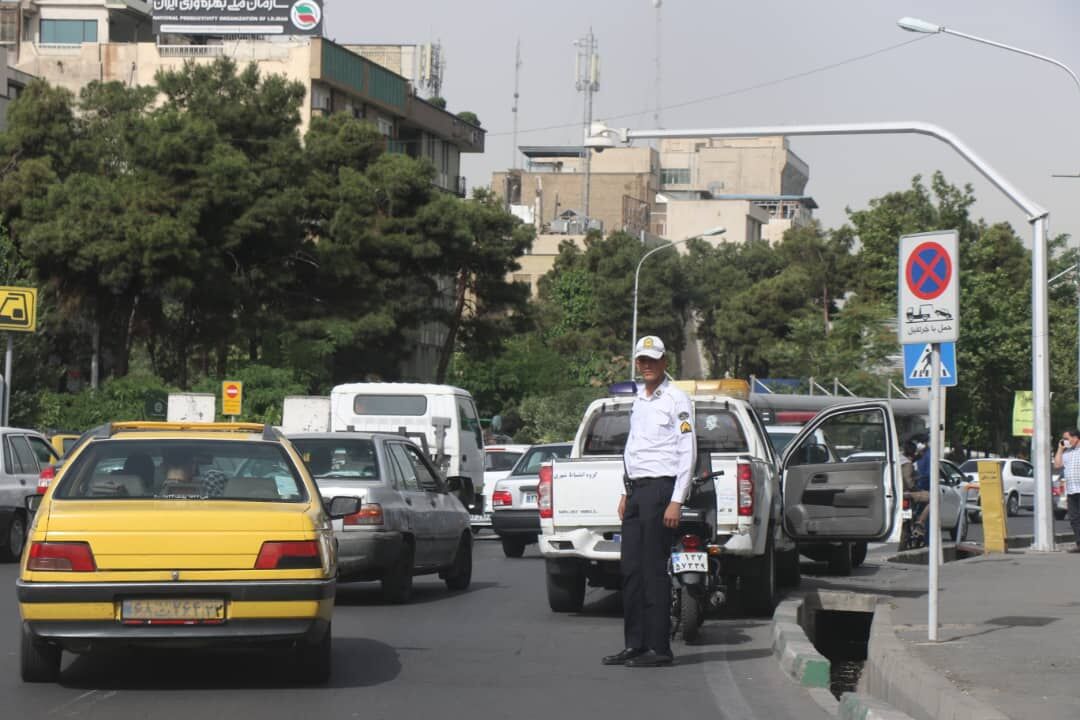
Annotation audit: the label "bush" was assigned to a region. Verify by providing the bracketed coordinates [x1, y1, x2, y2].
[23, 373, 177, 432]
[515, 387, 604, 444]
[190, 364, 307, 424]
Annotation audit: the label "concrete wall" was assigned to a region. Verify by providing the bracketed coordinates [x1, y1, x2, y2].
[507, 234, 587, 298]
[662, 198, 769, 245]
[659, 136, 809, 196]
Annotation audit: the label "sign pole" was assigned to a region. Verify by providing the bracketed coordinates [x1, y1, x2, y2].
[928, 342, 941, 642]
[4, 334, 12, 426]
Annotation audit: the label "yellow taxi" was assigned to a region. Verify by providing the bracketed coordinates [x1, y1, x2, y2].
[47, 432, 81, 458]
[17, 422, 359, 684]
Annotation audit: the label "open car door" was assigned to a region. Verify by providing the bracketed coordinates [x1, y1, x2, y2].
[780, 401, 898, 541]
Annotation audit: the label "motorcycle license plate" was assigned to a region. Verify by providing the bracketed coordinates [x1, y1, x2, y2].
[671, 552, 708, 573]
[902, 508, 913, 520]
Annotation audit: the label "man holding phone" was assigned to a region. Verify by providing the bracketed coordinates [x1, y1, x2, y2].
[1053, 429, 1080, 553]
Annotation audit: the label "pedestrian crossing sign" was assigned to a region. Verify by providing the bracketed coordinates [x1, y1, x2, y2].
[903, 342, 957, 388]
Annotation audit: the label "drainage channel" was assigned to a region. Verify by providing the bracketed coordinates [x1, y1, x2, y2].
[800, 593, 876, 700]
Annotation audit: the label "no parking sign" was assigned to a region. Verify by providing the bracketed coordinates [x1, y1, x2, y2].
[898, 230, 959, 343]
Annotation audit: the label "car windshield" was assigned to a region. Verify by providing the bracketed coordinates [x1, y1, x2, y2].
[512, 445, 571, 475]
[582, 408, 630, 456]
[290, 438, 379, 479]
[767, 429, 798, 454]
[694, 405, 749, 452]
[486, 451, 523, 472]
[54, 439, 307, 502]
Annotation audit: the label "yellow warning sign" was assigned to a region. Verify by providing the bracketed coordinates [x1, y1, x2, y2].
[978, 460, 1007, 553]
[0, 287, 37, 333]
[222, 381, 243, 417]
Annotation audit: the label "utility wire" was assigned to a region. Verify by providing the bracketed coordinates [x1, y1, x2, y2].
[486, 34, 936, 138]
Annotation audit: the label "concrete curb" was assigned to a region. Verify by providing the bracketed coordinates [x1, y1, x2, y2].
[838, 693, 916, 720]
[771, 598, 831, 688]
[858, 602, 1009, 720]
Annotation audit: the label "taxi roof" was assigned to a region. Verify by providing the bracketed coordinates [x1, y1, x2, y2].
[96, 422, 281, 442]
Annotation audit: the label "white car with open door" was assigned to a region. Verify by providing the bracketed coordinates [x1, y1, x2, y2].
[779, 402, 900, 576]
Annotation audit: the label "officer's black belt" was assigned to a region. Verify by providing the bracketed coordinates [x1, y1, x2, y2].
[625, 475, 675, 492]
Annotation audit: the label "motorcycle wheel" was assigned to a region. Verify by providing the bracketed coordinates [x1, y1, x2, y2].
[678, 587, 702, 644]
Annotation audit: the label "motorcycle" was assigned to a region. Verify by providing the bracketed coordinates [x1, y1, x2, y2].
[670, 470, 725, 644]
[898, 492, 929, 551]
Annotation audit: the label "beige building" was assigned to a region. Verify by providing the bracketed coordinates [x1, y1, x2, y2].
[2, 0, 483, 197]
[511, 233, 587, 298]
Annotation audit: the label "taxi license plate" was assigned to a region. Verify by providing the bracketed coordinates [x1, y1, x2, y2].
[670, 552, 708, 574]
[523, 492, 537, 505]
[121, 598, 226, 625]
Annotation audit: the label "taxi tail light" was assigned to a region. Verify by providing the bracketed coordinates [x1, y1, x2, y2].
[344, 503, 383, 526]
[27, 541, 96, 572]
[255, 541, 321, 570]
[680, 534, 702, 552]
[37, 465, 55, 494]
[538, 465, 553, 519]
[737, 462, 754, 517]
[492, 490, 513, 507]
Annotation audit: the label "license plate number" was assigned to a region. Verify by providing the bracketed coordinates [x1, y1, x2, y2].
[612, 533, 621, 544]
[523, 492, 537, 505]
[671, 552, 708, 573]
[121, 598, 226, 624]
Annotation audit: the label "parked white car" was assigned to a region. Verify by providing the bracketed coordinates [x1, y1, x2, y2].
[959, 457, 1035, 520]
[478, 444, 529, 529]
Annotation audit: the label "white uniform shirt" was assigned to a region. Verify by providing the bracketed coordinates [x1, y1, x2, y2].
[623, 379, 696, 504]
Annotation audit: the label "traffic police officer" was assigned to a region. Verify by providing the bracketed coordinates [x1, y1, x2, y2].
[603, 335, 695, 668]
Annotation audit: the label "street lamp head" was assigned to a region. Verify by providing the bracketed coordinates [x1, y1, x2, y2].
[701, 226, 726, 238]
[898, 16, 943, 34]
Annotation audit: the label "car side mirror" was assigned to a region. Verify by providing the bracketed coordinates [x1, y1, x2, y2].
[25, 494, 42, 513]
[326, 496, 360, 519]
[446, 475, 475, 507]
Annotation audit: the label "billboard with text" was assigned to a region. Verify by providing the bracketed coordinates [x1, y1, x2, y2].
[151, 0, 323, 37]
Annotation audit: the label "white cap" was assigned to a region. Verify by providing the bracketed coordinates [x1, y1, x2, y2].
[634, 335, 666, 360]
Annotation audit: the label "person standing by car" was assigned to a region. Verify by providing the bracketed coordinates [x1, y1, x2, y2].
[602, 335, 694, 669]
[1053, 428, 1080, 553]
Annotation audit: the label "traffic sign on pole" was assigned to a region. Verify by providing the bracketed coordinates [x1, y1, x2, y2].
[222, 381, 243, 417]
[903, 342, 958, 388]
[898, 231, 959, 343]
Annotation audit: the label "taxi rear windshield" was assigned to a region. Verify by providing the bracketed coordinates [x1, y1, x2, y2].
[582, 405, 749, 455]
[54, 440, 308, 502]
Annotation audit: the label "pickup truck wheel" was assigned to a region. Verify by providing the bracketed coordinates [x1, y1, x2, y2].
[828, 542, 853, 575]
[850, 542, 868, 568]
[501, 537, 526, 558]
[1006, 493, 1020, 517]
[744, 533, 777, 616]
[546, 568, 585, 613]
[777, 546, 801, 587]
[20, 622, 61, 683]
[444, 534, 473, 591]
[381, 541, 414, 604]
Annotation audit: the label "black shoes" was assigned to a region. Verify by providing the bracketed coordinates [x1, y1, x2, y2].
[624, 650, 674, 668]
[602, 648, 645, 665]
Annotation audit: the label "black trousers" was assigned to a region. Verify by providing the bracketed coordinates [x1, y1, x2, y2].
[621, 477, 675, 655]
[1068, 494, 1080, 544]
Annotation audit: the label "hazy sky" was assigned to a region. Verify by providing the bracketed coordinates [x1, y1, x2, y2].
[326, 0, 1080, 248]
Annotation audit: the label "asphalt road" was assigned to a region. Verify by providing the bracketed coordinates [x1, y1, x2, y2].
[964, 508, 1074, 545]
[1, 537, 829, 720]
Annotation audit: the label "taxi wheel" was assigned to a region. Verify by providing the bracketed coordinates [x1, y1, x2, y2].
[20, 622, 61, 683]
[297, 623, 331, 684]
[3, 512, 27, 562]
[444, 534, 473, 591]
[381, 541, 414, 604]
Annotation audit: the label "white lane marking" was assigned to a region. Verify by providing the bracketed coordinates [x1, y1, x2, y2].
[48, 690, 98, 715]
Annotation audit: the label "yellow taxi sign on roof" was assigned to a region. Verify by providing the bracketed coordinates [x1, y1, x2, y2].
[110, 421, 267, 433]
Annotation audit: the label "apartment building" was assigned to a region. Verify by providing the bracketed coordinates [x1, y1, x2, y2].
[1, 0, 482, 197]
[0, 46, 32, 129]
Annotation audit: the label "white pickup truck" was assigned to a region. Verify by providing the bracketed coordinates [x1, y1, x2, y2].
[538, 389, 900, 614]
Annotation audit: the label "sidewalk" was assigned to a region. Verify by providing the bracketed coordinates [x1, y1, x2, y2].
[817, 540, 1080, 720]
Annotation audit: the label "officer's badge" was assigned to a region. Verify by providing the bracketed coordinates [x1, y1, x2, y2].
[680, 421, 692, 433]
[678, 412, 689, 421]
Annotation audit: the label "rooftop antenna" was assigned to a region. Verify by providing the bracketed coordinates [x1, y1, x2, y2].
[653, 0, 663, 129]
[512, 38, 522, 169]
[419, 41, 444, 99]
[574, 28, 600, 218]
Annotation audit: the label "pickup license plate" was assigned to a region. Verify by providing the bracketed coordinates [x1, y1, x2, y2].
[522, 492, 537, 505]
[121, 598, 226, 624]
[902, 508, 912, 520]
[670, 552, 708, 574]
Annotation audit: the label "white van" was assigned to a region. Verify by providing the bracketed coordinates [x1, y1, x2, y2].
[329, 383, 485, 500]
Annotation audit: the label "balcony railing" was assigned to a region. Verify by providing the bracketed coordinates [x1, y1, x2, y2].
[35, 43, 83, 55]
[158, 44, 225, 58]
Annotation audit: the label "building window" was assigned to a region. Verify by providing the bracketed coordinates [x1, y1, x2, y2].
[0, 8, 16, 45]
[660, 168, 690, 185]
[41, 19, 97, 44]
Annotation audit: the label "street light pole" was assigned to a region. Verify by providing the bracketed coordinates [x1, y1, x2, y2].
[898, 16, 1080, 545]
[587, 119, 1052, 551]
[630, 227, 725, 381]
